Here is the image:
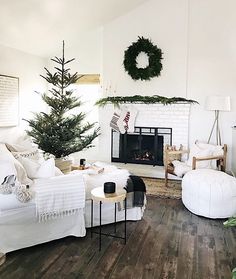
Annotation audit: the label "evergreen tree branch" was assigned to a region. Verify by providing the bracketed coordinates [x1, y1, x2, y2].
[25, 41, 99, 158]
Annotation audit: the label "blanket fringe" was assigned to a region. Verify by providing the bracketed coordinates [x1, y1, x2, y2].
[38, 208, 81, 222]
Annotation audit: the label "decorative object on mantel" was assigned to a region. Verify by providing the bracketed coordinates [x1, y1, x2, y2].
[0, 74, 19, 127]
[24, 41, 100, 173]
[205, 95, 231, 145]
[123, 36, 163, 80]
[96, 95, 198, 107]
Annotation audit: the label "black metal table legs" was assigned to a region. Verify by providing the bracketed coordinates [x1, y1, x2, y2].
[99, 201, 102, 251]
[91, 199, 93, 238]
[90, 198, 127, 251]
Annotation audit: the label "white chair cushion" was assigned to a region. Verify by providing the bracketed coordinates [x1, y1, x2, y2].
[187, 143, 212, 168]
[182, 169, 236, 218]
[172, 160, 191, 177]
[195, 141, 224, 169]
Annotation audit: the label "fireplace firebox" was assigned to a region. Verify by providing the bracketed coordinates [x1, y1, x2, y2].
[111, 127, 172, 166]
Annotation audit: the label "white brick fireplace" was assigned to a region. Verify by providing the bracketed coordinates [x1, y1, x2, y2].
[98, 103, 191, 163]
[134, 103, 191, 148]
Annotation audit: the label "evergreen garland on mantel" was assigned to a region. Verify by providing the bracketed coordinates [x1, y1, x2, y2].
[95, 95, 198, 107]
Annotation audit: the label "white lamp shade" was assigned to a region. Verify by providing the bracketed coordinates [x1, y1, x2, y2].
[205, 95, 231, 111]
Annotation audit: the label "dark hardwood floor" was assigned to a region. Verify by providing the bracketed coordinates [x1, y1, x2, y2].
[0, 196, 236, 279]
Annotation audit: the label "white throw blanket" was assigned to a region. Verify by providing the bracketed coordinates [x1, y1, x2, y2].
[33, 174, 85, 221]
[70, 162, 130, 200]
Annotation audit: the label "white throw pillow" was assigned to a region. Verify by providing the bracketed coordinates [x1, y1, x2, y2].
[0, 161, 17, 184]
[172, 160, 191, 177]
[196, 141, 223, 156]
[18, 157, 55, 179]
[187, 144, 212, 168]
[195, 141, 224, 169]
[0, 143, 32, 185]
[5, 133, 36, 152]
[55, 167, 63, 176]
[11, 148, 39, 158]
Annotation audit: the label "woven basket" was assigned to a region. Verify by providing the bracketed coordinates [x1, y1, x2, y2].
[55, 158, 72, 174]
[0, 253, 6, 266]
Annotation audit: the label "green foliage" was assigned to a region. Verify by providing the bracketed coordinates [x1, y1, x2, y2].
[25, 41, 100, 158]
[123, 36, 163, 81]
[223, 217, 236, 278]
[232, 268, 236, 279]
[223, 217, 236, 227]
[95, 95, 198, 108]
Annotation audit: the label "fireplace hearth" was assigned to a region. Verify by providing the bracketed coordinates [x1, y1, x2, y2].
[111, 127, 172, 166]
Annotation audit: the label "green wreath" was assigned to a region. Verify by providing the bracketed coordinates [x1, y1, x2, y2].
[123, 36, 163, 81]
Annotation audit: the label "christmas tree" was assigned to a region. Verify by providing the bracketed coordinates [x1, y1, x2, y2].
[25, 41, 100, 158]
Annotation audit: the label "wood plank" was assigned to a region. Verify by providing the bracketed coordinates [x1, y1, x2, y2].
[76, 74, 100, 84]
[0, 196, 235, 279]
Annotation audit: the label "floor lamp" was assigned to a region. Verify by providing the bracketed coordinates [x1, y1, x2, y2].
[205, 95, 231, 145]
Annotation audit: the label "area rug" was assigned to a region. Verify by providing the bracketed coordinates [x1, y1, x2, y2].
[142, 177, 182, 199]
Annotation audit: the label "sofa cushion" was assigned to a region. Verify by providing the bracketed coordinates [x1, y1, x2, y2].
[0, 194, 34, 213]
[0, 143, 32, 185]
[18, 157, 55, 179]
[0, 161, 16, 184]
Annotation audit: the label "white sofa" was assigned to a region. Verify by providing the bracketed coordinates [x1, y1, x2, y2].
[0, 129, 144, 263]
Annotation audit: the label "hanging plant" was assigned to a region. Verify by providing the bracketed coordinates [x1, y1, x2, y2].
[123, 36, 163, 81]
[95, 95, 198, 107]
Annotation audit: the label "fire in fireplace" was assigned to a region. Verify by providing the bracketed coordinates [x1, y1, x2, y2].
[111, 127, 172, 166]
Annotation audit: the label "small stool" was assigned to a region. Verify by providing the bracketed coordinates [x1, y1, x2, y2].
[182, 169, 236, 218]
[91, 187, 127, 251]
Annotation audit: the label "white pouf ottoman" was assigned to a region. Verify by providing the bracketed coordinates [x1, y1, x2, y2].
[182, 169, 236, 218]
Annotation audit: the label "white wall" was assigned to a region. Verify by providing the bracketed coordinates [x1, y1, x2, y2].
[99, 0, 236, 169]
[0, 44, 47, 141]
[187, 0, 236, 166]
[102, 0, 188, 97]
[49, 28, 103, 75]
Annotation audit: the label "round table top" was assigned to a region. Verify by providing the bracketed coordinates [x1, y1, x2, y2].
[91, 187, 126, 203]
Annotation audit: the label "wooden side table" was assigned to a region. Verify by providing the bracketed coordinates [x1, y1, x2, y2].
[91, 187, 127, 251]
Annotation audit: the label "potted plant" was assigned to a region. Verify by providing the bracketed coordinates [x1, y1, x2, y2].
[25, 41, 100, 173]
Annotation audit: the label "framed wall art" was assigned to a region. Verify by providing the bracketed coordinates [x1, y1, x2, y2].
[0, 74, 19, 127]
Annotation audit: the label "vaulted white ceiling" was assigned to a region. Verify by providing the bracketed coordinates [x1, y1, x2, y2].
[0, 0, 148, 57]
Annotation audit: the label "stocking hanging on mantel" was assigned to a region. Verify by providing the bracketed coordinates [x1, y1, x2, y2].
[109, 106, 138, 134]
[117, 109, 128, 134]
[110, 112, 120, 132]
[126, 106, 138, 133]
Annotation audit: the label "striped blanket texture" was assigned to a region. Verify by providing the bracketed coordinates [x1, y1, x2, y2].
[33, 174, 85, 222]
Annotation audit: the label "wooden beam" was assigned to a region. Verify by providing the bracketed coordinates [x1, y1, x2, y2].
[76, 74, 100, 84]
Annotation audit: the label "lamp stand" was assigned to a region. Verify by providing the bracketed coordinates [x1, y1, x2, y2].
[207, 110, 221, 145]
